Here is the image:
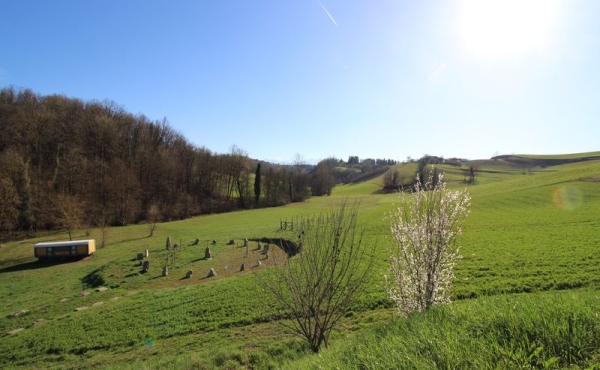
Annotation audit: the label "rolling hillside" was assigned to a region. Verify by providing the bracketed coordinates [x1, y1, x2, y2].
[1, 152, 599, 369]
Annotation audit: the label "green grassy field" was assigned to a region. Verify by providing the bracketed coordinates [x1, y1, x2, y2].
[516, 151, 600, 160]
[290, 290, 600, 369]
[1, 154, 599, 369]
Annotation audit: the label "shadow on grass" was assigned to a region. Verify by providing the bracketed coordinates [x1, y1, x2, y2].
[191, 257, 211, 263]
[249, 237, 301, 257]
[0, 258, 81, 274]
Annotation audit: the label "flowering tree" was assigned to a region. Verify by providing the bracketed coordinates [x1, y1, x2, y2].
[386, 171, 470, 316]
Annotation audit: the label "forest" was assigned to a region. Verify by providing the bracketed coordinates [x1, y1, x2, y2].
[0, 87, 404, 236]
[0, 87, 313, 235]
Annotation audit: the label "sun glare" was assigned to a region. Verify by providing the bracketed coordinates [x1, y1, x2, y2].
[460, 0, 561, 62]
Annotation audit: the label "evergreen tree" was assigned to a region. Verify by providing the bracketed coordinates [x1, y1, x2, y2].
[254, 162, 261, 205]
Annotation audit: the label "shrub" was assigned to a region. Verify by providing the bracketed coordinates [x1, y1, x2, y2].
[387, 171, 470, 316]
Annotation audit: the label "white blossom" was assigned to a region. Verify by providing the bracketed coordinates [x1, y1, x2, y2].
[386, 171, 470, 317]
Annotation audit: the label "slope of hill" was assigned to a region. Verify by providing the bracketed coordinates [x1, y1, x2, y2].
[0, 153, 599, 368]
[492, 151, 600, 167]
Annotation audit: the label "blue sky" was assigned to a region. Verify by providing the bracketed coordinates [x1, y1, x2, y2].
[2, 0, 599, 163]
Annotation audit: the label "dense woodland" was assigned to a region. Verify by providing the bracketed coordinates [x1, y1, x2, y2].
[0, 87, 318, 235]
[0, 87, 401, 236]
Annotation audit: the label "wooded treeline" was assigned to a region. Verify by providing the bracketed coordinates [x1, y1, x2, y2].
[308, 156, 399, 196]
[0, 87, 311, 235]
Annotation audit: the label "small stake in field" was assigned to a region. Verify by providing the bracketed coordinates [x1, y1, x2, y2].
[280, 220, 293, 230]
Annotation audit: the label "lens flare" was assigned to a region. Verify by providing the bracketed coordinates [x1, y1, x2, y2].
[145, 337, 155, 347]
[552, 186, 582, 210]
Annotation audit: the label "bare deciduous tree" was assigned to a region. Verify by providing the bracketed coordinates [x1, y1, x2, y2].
[98, 212, 109, 249]
[310, 159, 334, 196]
[146, 204, 160, 237]
[387, 172, 470, 316]
[0, 178, 19, 233]
[53, 193, 85, 241]
[256, 200, 374, 352]
[383, 168, 403, 192]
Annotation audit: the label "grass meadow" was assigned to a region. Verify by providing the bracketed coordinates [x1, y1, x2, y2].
[1, 155, 599, 369]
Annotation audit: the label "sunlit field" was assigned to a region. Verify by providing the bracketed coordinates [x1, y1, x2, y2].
[1, 155, 599, 369]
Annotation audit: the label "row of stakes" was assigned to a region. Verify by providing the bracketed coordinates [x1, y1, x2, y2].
[136, 237, 269, 279]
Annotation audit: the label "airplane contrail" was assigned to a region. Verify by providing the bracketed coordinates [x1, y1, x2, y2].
[316, 0, 337, 26]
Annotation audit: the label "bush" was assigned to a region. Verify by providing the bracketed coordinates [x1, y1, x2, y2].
[387, 172, 470, 316]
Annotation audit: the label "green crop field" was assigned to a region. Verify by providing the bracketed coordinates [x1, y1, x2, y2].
[516, 151, 600, 160]
[1, 154, 599, 369]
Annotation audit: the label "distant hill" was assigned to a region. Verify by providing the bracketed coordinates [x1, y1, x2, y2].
[338, 151, 600, 194]
[492, 152, 600, 167]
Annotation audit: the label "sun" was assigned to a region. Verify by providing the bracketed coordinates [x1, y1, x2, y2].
[460, 0, 561, 62]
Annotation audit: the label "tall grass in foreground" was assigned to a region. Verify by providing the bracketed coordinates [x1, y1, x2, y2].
[289, 290, 600, 369]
